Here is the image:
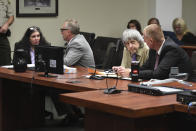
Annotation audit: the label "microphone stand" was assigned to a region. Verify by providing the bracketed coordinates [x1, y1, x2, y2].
[89, 66, 104, 80]
[38, 60, 57, 78]
[104, 71, 121, 94]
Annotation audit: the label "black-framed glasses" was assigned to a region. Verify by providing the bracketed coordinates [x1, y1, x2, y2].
[60, 28, 69, 32]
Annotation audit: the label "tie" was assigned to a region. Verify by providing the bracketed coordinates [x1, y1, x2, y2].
[154, 54, 159, 70]
[132, 53, 137, 61]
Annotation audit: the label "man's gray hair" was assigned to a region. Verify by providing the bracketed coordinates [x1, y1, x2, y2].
[122, 29, 144, 48]
[64, 19, 80, 34]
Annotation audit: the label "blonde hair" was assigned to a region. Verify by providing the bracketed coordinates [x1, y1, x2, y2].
[172, 18, 188, 35]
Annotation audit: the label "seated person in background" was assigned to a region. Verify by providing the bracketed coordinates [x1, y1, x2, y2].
[127, 19, 143, 35]
[14, 26, 52, 118]
[147, 17, 160, 25]
[172, 17, 196, 45]
[61, 18, 95, 67]
[139, 24, 192, 80]
[14, 26, 50, 64]
[147, 17, 181, 45]
[112, 29, 149, 77]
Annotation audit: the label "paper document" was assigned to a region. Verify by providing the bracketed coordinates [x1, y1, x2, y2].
[151, 86, 183, 93]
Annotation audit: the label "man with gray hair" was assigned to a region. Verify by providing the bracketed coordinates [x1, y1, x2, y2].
[51, 19, 95, 125]
[113, 29, 149, 77]
[61, 18, 95, 68]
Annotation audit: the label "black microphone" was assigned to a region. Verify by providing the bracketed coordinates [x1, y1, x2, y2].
[89, 65, 104, 80]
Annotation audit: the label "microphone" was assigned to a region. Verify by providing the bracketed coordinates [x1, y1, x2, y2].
[88, 65, 104, 80]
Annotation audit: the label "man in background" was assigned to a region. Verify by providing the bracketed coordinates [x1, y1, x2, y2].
[47, 19, 95, 126]
[61, 18, 95, 68]
[0, 0, 14, 65]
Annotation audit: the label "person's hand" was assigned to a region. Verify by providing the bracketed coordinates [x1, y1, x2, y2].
[112, 66, 131, 78]
[0, 23, 8, 33]
[112, 66, 120, 73]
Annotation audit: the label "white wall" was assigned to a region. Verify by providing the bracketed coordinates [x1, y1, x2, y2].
[8, 0, 196, 53]
[155, 0, 182, 31]
[9, 0, 154, 51]
[182, 0, 196, 34]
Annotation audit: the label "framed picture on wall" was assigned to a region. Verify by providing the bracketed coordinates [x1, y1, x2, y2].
[16, 0, 58, 17]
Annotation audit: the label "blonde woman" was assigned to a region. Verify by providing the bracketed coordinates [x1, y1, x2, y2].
[172, 18, 196, 45]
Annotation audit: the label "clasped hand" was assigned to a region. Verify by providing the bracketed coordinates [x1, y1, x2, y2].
[112, 66, 131, 78]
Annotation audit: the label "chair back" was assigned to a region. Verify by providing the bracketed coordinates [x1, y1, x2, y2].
[80, 32, 95, 48]
[92, 36, 123, 69]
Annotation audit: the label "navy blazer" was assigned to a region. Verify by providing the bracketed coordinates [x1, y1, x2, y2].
[139, 37, 192, 80]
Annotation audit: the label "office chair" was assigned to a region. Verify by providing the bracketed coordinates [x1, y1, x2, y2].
[102, 40, 123, 70]
[80, 31, 95, 48]
[93, 37, 123, 69]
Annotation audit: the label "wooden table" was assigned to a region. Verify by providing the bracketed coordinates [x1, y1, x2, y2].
[180, 45, 196, 57]
[60, 82, 196, 131]
[1, 66, 196, 131]
[0, 67, 131, 131]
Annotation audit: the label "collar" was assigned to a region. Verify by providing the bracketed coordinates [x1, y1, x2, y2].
[157, 39, 165, 55]
[68, 34, 78, 45]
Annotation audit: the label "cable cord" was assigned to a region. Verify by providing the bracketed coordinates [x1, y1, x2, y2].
[105, 71, 119, 89]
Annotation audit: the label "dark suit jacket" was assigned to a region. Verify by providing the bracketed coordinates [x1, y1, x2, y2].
[139, 37, 192, 80]
[14, 42, 50, 64]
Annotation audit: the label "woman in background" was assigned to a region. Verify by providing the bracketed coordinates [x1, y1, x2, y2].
[127, 19, 143, 35]
[14, 26, 53, 119]
[172, 18, 196, 45]
[14, 26, 50, 64]
[147, 17, 160, 25]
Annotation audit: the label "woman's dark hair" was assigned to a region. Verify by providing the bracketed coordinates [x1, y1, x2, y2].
[19, 26, 49, 48]
[147, 17, 160, 25]
[127, 19, 142, 35]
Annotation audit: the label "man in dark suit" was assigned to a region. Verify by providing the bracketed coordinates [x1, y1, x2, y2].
[139, 24, 192, 80]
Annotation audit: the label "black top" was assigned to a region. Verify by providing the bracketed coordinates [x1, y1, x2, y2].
[163, 31, 196, 45]
[181, 32, 196, 45]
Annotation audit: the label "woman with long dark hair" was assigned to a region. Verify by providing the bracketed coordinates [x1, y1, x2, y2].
[14, 26, 50, 64]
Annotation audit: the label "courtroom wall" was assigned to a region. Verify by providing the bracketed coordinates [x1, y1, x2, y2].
[9, 0, 155, 51]
[182, 0, 196, 34]
[8, 0, 196, 53]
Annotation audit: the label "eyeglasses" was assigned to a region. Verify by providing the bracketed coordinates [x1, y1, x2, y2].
[60, 28, 69, 32]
